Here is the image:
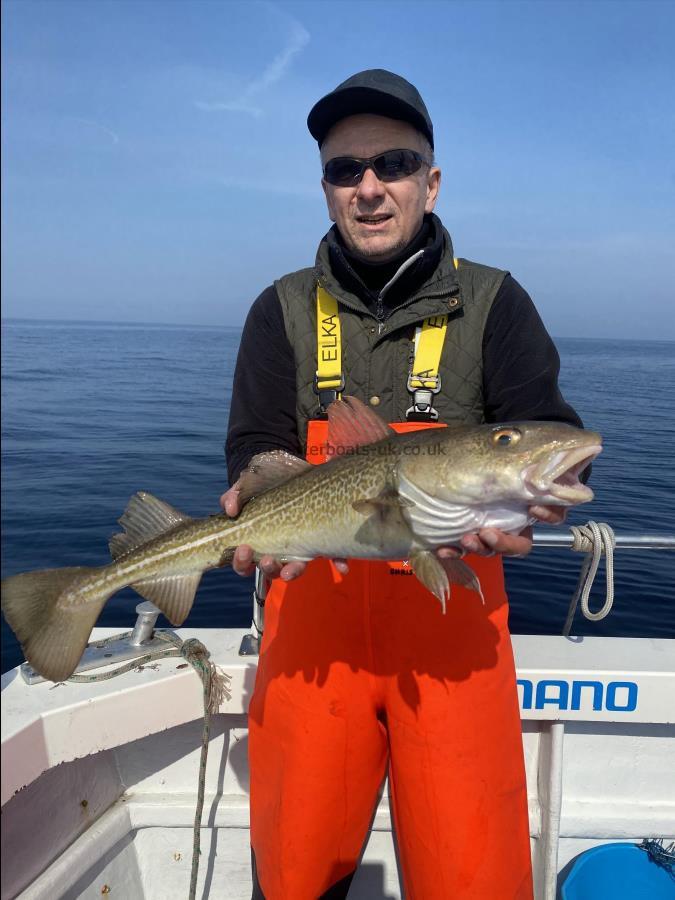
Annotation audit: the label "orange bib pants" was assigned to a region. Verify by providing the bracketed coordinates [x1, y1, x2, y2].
[248, 421, 533, 899]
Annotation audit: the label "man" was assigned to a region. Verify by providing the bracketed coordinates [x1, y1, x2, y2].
[223, 70, 582, 899]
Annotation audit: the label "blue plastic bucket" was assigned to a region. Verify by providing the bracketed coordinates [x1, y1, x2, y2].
[560, 843, 675, 899]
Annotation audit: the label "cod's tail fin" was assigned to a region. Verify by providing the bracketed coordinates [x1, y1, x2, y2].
[1, 566, 111, 682]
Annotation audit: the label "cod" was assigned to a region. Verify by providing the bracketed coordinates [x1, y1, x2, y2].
[1, 397, 601, 682]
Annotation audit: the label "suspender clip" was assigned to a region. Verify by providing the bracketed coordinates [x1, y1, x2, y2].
[406, 373, 441, 421]
[313, 373, 345, 414]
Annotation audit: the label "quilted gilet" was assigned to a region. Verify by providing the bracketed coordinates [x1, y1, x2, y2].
[276, 228, 506, 451]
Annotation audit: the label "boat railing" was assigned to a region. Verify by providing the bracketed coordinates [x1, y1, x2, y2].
[532, 530, 675, 550]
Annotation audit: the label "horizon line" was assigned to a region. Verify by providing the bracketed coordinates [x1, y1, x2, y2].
[1, 316, 673, 344]
[1, 315, 243, 331]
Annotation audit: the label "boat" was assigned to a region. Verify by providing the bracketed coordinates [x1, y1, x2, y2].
[2, 528, 674, 900]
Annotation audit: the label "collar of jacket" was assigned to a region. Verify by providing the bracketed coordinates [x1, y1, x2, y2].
[314, 214, 462, 336]
[327, 214, 439, 305]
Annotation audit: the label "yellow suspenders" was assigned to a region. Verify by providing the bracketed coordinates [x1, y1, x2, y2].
[314, 285, 344, 408]
[406, 313, 448, 420]
[315, 260, 458, 418]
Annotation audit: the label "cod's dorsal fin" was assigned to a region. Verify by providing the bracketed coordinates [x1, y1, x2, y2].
[236, 451, 311, 504]
[109, 491, 192, 560]
[326, 395, 393, 457]
[131, 572, 202, 625]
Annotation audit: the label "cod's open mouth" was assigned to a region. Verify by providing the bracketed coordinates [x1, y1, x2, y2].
[525, 444, 602, 503]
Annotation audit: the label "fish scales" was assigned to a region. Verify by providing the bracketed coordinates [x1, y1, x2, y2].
[234, 438, 404, 560]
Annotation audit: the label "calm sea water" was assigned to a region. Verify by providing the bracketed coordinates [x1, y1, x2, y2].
[1, 320, 674, 673]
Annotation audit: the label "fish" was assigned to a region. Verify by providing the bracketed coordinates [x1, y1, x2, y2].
[1, 397, 601, 682]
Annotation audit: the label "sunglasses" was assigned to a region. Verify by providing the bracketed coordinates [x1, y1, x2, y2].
[323, 149, 432, 187]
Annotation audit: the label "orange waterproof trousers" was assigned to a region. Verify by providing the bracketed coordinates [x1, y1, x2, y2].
[248, 421, 533, 899]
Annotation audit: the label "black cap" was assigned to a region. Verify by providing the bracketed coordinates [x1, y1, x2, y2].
[307, 69, 434, 149]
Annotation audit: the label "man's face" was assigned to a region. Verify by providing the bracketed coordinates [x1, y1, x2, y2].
[321, 114, 441, 263]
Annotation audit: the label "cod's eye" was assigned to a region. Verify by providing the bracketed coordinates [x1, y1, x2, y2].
[492, 427, 522, 447]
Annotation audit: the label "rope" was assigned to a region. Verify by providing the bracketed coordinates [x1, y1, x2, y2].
[67, 631, 231, 900]
[66, 630, 182, 682]
[563, 521, 616, 637]
[639, 839, 675, 880]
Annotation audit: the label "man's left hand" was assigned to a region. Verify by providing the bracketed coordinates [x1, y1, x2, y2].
[436, 505, 567, 561]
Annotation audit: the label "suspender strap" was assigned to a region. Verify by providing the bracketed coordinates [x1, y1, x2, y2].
[314, 285, 344, 412]
[405, 258, 457, 421]
[406, 315, 447, 420]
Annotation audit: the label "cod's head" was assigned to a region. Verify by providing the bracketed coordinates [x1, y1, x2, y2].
[401, 421, 602, 507]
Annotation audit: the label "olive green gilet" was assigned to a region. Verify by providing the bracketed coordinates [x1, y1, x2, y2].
[276, 228, 507, 451]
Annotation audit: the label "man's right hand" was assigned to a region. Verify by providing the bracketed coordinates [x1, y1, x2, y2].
[219, 486, 349, 581]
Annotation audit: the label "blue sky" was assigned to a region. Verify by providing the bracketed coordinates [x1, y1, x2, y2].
[2, 0, 674, 339]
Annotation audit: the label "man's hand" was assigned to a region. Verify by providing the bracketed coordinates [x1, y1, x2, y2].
[219, 486, 349, 581]
[435, 505, 567, 563]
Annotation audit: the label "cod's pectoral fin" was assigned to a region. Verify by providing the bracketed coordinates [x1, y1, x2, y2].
[410, 552, 485, 613]
[326, 395, 393, 456]
[352, 489, 413, 517]
[131, 572, 202, 625]
[110, 492, 192, 559]
[236, 451, 311, 504]
[353, 489, 413, 552]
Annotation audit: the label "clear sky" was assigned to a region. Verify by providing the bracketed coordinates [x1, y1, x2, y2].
[2, 0, 674, 339]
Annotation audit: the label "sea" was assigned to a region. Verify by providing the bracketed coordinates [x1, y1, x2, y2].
[1, 320, 674, 674]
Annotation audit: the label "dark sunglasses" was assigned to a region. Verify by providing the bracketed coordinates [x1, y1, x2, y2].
[323, 149, 432, 187]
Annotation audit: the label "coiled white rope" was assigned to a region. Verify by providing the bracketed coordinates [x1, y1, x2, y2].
[563, 521, 616, 637]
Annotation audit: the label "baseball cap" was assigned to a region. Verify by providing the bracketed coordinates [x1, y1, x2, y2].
[307, 69, 434, 149]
